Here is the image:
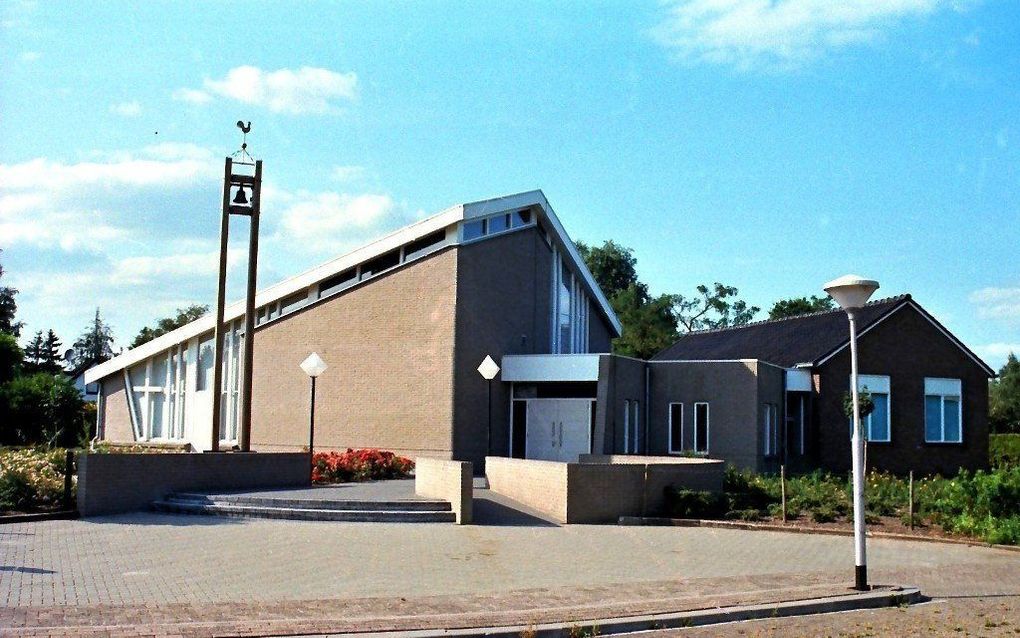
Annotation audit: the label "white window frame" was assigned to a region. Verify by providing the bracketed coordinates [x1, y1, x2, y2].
[668, 402, 684, 454]
[850, 374, 891, 443]
[127, 346, 187, 442]
[924, 377, 963, 444]
[694, 402, 710, 454]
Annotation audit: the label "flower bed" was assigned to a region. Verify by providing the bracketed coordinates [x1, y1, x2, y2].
[0, 447, 70, 514]
[312, 449, 414, 484]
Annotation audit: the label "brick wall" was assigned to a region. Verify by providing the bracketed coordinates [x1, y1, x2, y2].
[814, 304, 991, 475]
[485, 455, 724, 524]
[414, 457, 473, 523]
[99, 372, 135, 442]
[647, 360, 762, 470]
[452, 228, 554, 468]
[77, 452, 309, 516]
[248, 248, 459, 459]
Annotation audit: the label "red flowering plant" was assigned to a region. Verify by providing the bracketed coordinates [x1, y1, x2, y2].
[311, 449, 414, 484]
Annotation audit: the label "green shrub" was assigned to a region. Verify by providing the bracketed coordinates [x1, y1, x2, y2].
[0, 447, 68, 513]
[990, 434, 1020, 469]
[663, 487, 727, 519]
[0, 373, 87, 447]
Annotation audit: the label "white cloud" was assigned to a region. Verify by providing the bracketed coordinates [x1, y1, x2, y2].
[175, 66, 358, 114]
[274, 191, 404, 252]
[331, 165, 366, 183]
[110, 249, 243, 286]
[110, 101, 142, 117]
[20, 50, 39, 62]
[975, 342, 1020, 366]
[172, 87, 213, 105]
[0, 145, 220, 251]
[651, 0, 964, 71]
[970, 286, 1020, 323]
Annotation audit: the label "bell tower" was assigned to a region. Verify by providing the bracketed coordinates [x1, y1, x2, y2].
[211, 121, 262, 452]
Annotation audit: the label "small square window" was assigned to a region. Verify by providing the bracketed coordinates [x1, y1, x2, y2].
[488, 214, 509, 234]
[512, 209, 532, 227]
[463, 219, 485, 241]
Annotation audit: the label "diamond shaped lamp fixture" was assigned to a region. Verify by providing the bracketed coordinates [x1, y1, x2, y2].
[300, 352, 328, 378]
[477, 355, 500, 380]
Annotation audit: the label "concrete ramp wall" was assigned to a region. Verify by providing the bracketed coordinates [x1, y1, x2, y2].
[414, 457, 473, 524]
[77, 452, 310, 516]
[486, 455, 724, 524]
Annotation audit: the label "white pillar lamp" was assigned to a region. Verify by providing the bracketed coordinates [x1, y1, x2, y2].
[823, 274, 879, 591]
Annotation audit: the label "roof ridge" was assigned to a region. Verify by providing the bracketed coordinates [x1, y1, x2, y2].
[675, 293, 911, 339]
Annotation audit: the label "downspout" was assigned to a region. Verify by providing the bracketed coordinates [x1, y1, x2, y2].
[644, 363, 651, 455]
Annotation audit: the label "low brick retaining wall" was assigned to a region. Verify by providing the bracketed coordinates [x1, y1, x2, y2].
[486, 455, 725, 524]
[77, 452, 310, 516]
[414, 457, 473, 524]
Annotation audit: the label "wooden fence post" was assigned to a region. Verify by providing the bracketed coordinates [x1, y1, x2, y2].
[780, 464, 787, 524]
[63, 449, 74, 511]
[908, 470, 914, 531]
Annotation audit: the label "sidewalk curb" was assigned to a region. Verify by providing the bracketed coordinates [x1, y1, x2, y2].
[0, 510, 78, 524]
[290, 586, 922, 638]
[618, 517, 1020, 553]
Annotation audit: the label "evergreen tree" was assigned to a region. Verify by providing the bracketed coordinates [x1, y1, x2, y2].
[0, 251, 23, 338]
[23, 331, 44, 372]
[40, 329, 64, 374]
[71, 308, 116, 368]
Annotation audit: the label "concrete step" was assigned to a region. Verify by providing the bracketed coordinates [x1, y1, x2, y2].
[169, 492, 452, 512]
[152, 499, 457, 523]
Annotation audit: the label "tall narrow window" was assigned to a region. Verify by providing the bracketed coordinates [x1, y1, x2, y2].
[669, 403, 683, 454]
[128, 346, 187, 441]
[763, 403, 778, 457]
[623, 400, 631, 453]
[925, 378, 963, 443]
[197, 334, 214, 391]
[558, 265, 572, 353]
[631, 400, 640, 454]
[694, 402, 710, 454]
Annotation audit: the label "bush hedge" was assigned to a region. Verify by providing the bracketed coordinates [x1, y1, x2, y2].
[665, 464, 1020, 545]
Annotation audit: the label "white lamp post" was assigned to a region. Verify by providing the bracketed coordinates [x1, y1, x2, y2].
[823, 274, 879, 591]
[477, 355, 500, 458]
[300, 353, 328, 473]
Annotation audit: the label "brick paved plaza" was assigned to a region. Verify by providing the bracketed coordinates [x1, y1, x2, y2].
[2, 511, 1017, 636]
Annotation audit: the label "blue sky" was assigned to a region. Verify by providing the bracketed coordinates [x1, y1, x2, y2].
[1, 1, 1018, 368]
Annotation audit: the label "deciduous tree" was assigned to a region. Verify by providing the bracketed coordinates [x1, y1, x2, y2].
[672, 283, 759, 333]
[0, 251, 23, 338]
[131, 304, 208, 348]
[990, 353, 1020, 434]
[769, 295, 834, 319]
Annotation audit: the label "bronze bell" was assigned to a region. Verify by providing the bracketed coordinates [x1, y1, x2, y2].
[232, 185, 249, 206]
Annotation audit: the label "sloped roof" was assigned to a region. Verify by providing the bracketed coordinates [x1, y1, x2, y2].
[85, 190, 622, 384]
[652, 294, 995, 376]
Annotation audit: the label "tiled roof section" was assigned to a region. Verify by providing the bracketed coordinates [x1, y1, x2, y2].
[652, 295, 912, 367]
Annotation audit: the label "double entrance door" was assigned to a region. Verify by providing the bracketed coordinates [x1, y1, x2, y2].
[525, 399, 592, 462]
